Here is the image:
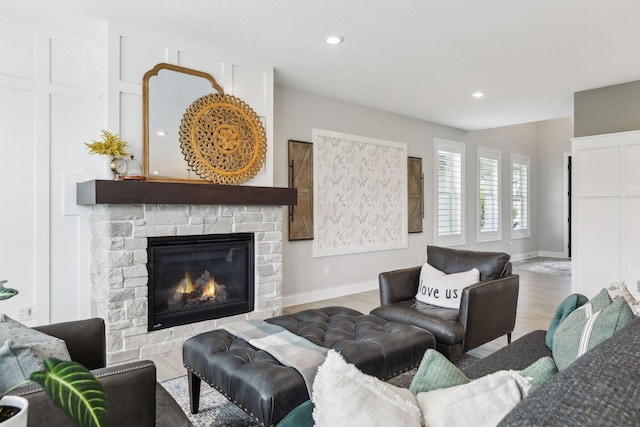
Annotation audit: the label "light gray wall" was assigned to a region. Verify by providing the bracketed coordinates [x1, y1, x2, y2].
[274, 85, 467, 300]
[536, 117, 573, 254]
[574, 80, 640, 137]
[274, 85, 569, 302]
[463, 123, 540, 257]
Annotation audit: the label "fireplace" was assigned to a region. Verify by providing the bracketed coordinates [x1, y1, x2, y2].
[147, 233, 255, 331]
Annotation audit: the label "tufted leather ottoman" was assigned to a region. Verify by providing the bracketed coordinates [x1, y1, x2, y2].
[182, 306, 435, 427]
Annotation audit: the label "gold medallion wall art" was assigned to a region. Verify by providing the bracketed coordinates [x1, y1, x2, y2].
[179, 93, 267, 185]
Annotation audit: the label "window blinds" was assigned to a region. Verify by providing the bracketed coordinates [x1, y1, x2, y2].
[512, 161, 528, 230]
[437, 149, 462, 236]
[479, 157, 499, 232]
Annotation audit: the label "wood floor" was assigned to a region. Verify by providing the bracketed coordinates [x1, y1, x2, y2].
[149, 260, 571, 381]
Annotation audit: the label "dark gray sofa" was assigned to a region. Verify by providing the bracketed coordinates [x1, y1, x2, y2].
[462, 316, 640, 426]
[9, 318, 191, 427]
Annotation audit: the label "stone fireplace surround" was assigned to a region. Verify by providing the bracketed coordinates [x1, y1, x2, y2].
[83, 181, 294, 365]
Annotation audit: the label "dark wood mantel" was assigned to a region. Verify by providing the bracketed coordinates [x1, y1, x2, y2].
[77, 180, 297, 206]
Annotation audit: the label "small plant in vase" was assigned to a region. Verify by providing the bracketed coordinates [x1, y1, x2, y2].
[84, 130, 129, 157]
[84, 130, 130, 180]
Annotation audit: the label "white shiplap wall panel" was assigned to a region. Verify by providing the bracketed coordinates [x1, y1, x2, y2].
[0, 17, 97, 324]
[574, 196, 621, 292]
[627, 197, 640, 294]
[0, 27, 35, 79]
[572, 131, 640, 298]
[177, 52, 225, 86]
[232, 65, 268, 115]
[119, 36, 168, 84]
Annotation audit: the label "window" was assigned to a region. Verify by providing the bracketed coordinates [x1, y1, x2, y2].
[511, 154, 530, 238]
[477, 147, 501, 242]
[434, 139, 465, 246]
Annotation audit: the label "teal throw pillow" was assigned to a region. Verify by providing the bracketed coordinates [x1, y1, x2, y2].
[553, 297, 634, 370]
[519, 356, 557, 392]
[545, 294, 588, 349]
[276, 400, 314, 427]
[409, 349, 556, 394]
[409, 349, 469, 394]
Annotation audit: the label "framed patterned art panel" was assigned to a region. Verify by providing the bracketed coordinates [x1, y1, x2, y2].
[312, 129, 408, 257]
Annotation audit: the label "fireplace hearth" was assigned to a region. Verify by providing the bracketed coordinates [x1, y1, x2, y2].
[147, 233, 255, 331]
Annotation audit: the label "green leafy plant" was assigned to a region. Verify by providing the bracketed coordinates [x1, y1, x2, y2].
[0, 358, 108, 427]
[31, 358, 108, 427]
[84, 130, 129, 157]
[0, 280, 18, 300]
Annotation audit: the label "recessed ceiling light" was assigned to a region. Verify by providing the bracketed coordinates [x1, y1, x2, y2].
[472, 91, 485, 98]
[325, 35, 344, 45]
[157, 130, 167, 136]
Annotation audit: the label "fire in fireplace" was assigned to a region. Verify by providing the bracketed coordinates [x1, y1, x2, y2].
[147, 233, 254, 331]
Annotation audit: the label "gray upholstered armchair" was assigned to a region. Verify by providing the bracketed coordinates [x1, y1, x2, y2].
[371, 246, 519, 359]
[9, 318, 191, 427]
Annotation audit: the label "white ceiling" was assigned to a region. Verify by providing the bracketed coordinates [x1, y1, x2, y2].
[5, 0, 640, 130]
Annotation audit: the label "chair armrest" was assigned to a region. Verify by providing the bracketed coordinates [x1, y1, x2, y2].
[378, 266, 421, 305]
[34, 318, 106, 370]
[458, 274, 519, 352]
[14, 361, 157, 427]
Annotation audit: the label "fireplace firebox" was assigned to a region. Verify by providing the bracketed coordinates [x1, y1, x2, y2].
[147, 233, 254, 331]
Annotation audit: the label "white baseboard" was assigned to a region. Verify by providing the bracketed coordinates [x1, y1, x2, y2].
[510, 251, 538, 262]
[282, 280, 378, 308]
[537, 251, 568, 259]
[511, 251, 568, 262]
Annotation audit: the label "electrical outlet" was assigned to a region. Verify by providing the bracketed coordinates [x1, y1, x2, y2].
[637, 279, 640, 293]
[323, 266, 330, 276]
[18, 305, 35, 321]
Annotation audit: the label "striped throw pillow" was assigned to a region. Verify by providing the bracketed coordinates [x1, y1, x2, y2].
[552, 288, 612, 340]
[552, 297, 634, 370]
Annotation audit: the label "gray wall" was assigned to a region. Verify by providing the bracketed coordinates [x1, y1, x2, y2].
[536, 117, 573, 254]
[274, 85, 466, 300]
[274, 84, 570, 303]
[463, 123, 540, 256]
[574, 80, 640, 137]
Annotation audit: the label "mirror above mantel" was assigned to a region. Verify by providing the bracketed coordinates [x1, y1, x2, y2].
[143, 63, 223, 182]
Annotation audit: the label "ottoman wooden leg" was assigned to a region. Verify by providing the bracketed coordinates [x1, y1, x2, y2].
[188, 370, 201, 414]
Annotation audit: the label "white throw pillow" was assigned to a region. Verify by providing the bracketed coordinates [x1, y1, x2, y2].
[415, 267, 480, 309]
[607, 281, 640, 316]
[415, 370, 531, 427]
[419, 262, 446, 282]
[312, 350, 422, 427]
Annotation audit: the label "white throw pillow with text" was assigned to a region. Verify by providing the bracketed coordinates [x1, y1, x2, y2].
[415, 267, 479, 309]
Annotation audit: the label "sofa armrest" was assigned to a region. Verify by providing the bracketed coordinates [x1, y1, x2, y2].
[14, 360, 157, 427]
[458, 274, 519, 352]
[34, 318, 106, 370]
[378, 266, 421, 305]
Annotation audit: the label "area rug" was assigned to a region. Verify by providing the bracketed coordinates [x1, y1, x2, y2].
[160, 353, 478, 426]
[512, 257, 571, 276]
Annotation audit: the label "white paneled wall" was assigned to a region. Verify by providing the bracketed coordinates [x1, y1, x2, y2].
[572, 131, 640, 298]
[0, 18, 97, 324]
[0, 18, 274, 325]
